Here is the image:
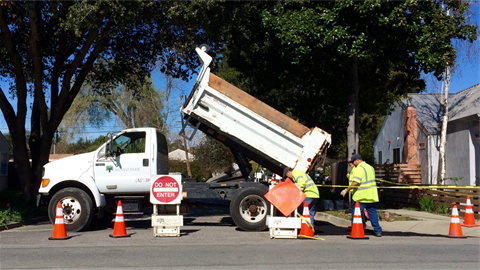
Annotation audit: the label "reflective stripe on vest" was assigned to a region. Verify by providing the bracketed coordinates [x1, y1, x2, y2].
[292, 170, 319, 198]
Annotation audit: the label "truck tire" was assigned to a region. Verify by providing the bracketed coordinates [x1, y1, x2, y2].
[48, 187, 94, 232]
[230, 187, 269, 231]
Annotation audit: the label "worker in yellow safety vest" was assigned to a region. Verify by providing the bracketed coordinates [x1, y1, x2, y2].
[283, 167, 319, 226]
[341, 154, 382, 237]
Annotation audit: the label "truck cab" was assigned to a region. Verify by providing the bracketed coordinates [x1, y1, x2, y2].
[38, 128, 169, 232]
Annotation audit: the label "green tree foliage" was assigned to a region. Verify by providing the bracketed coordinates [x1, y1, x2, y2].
[189, 136, 236, 181]
[263, 0, 476, 158]
[212, 1, 477, 159]
[169, 160, 204, 182]
[167, 135, 235, 182]
[0, 1, 219, 201]
[52, 135, 108, 155]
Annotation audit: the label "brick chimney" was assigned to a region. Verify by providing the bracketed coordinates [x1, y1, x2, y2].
[403, 106, 418, 164]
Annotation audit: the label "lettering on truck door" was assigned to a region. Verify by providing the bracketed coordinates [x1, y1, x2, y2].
[94, 131, 152, 193]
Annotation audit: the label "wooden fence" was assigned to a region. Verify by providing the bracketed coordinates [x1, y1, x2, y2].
[424, 188, 480, 219]
[381, 188, 420, 209]
[380, 186, 479, 219]
[374, 164, 421, 184]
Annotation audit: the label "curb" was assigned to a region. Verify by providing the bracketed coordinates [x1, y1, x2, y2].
[0, 216, 49, 232]
[316, 212, 350, 227]
[315, 212, 374, 230]
[0, 222, 23, 231]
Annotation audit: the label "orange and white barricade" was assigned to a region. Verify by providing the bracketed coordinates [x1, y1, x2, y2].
[265, 179, 303, 239]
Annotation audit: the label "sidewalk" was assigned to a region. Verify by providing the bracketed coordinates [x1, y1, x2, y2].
[316, 209, 480, 237]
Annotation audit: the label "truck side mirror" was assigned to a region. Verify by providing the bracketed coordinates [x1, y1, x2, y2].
[107, 132, 114, 157]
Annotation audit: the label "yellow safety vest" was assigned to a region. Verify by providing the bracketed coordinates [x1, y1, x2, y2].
[351, 161, 378, 203]
[292, 170, 319, 198]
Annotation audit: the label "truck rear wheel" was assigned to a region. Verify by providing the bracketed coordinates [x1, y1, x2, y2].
[48, 188, 94, 232]
[230, 187, 269, 231]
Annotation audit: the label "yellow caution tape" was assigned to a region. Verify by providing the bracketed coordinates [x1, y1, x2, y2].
[316, 180, 480, 190]
[316, 183, 480, 189]
[315, 179, 480, 198]
[296, 212, 314, 231]
[374, 178, 480, 189]
[298, 235, 325, 240]
[295, 213, 325, 240]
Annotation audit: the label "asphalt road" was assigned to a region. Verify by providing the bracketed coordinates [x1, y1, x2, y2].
[1, 204, 479, 270]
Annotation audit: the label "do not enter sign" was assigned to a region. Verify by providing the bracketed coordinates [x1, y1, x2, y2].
[150, 175, 182, 204]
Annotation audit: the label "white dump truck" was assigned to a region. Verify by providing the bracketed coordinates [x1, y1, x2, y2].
[37, 47, 331, 232]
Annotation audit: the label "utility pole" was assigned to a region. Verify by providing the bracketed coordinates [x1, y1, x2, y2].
[179, 97, 192, 177]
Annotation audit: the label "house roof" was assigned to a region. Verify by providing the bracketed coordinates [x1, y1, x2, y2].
[0, 131, 12, 150]
[407, 94, 443, 133]
[168, 149, 194, 161]
[448, 83, 480, 122]
[403, 83, 480, 134]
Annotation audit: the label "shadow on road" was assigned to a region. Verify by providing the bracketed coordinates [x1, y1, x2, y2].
[314, 220, 451, 238]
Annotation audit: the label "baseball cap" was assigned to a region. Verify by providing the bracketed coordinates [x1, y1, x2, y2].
[282, 167, 292, 178]
[348, 154, 362, 163]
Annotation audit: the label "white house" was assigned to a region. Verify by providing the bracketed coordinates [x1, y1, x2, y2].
[0, 131, 11, 191]
[168, 149, 194, 161]
[374, 83, 480, 186]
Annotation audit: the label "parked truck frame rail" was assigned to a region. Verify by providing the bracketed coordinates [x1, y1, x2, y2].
[37, 46, 331, 232]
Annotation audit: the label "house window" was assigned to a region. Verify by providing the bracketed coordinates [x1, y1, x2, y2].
[378, 151, 382, 164]
[0, 153, 7, 176]
[393, 148, 401, 164]
[418, 142, 425, 150]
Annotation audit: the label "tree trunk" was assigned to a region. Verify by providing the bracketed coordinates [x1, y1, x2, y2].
[347, 57, 360, 159]
[179, 97, 192, 177]
[10, 126, 34, 201]
[438, 66, 450, 184]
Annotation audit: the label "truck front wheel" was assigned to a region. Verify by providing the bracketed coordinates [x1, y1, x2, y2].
[230, 187, 269, 231]
[48, 188, 94, 232]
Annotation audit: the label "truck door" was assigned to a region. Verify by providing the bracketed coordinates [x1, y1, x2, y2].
[94, 130, 152, 193]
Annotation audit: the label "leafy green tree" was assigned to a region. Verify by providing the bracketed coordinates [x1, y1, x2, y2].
[52, 135, 108, 155]
[189, 135, 236, 181]
[0, 1, 219, 201]
[213, 1, 477, 159]
[169, 159, 204, 182]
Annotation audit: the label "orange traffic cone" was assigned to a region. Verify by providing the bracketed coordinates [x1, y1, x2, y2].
[49, 202, 71, 240]
[347, 202, 369, 239]
[448, 203, 466, 238]
[298, 201, 314, 238]
[270, 173, 276, 184]
[109, 201, 131, 238]
[462, 196, 480, 227]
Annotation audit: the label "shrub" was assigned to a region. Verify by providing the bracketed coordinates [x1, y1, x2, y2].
[419, 195, 435, 212]
[435, 202, 449, 215]
[0, 204, 22, 226]
[0, 191, 47, 225]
